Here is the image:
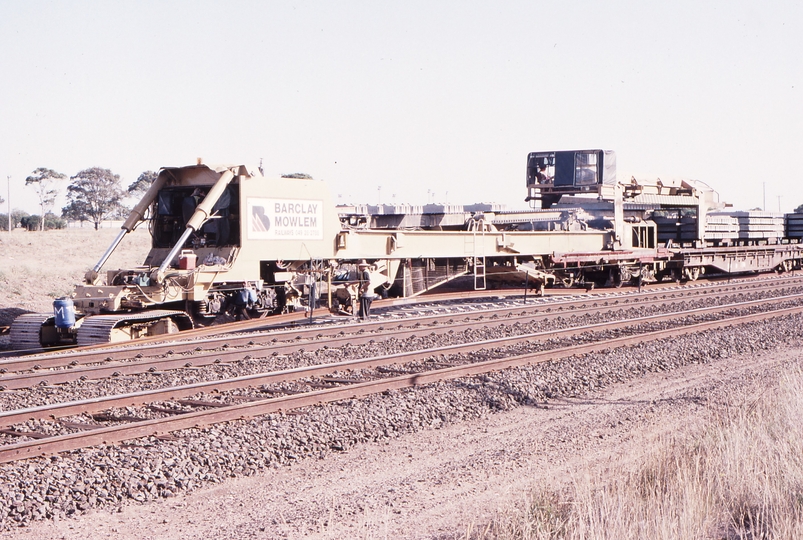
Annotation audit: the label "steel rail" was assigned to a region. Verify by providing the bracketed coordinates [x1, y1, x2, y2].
[0, 284, 726, 370]
[401, 271, 803, 303]
[1, 303, 802, 463]
[2, 290, 802, 390]
[1, 293, 801, 425]
[8, 272, 803, 360]
[0, 286, 803, 390]
[4, 275, 800, 374]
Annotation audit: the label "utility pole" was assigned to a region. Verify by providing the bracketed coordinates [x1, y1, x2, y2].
[6, 176, 10, 233]
[763, 182, 766, 212]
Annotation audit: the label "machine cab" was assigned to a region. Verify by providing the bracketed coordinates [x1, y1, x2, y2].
[526, 150, 616, 209]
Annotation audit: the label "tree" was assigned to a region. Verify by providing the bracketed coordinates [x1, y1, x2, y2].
[44, 212, 66, 230]
[20, 215, 41, 231]
[794, 204, 803, 214]
[62, 200, 89, 225]
[25, 168, 67, 231]
[127, 170, 158, 197]
[2, 209, 30, 230]
[63, 168, 126, 230]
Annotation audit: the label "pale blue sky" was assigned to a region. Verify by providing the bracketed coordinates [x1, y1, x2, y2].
[1, 0, 801, 214]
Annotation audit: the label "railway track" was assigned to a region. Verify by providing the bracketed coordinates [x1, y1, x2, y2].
[0, 287, 801, 390]
[3, 273, 802, 379]
[4, 271, 798, 358]
[0, 283, 802, 463]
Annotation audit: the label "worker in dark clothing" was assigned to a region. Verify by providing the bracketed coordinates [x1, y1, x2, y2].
[536, 164, 551, 184]
[182, 188, 204, 226]
[357, 260, 372, 320]
[232, 288, 252, 320]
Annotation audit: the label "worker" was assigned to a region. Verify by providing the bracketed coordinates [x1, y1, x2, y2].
[536, 164, 552, 184]
[182, 188, 204, 226]
[232, 287, 252, 320]
[357, 260, 372, 320]
[305, 272, 318, 310]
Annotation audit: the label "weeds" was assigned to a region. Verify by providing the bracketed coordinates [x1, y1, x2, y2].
[475, 368, 803, 539]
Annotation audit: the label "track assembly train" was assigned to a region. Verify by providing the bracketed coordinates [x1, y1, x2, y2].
[10, 150, 803, 349]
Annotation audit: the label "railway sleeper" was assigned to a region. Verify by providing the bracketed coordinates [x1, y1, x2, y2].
[147, 404, 189, 415]
[58, 420, 105, 431]
[176, 399, 228, 408]
[92, 412, 145, 423]
[0, 428, 48, 440]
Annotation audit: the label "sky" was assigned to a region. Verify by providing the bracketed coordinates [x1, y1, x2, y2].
[0, 0, 801, 216]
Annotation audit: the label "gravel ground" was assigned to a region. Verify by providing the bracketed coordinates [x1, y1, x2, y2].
[2, 288, 800, 415]
[0, 296, 799, 447]
[0, 307, 801, 536]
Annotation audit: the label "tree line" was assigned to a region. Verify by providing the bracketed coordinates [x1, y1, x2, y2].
[4, 168, 803, 232]
[1, 167, 157, 231]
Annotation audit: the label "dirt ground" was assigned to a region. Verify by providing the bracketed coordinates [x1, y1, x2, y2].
[7, 343, 796, 539]
[0, 228, 151, 327]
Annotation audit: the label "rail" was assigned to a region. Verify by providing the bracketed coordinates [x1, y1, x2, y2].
[0, 298, 801, 463]
[2, 277, 802, 387]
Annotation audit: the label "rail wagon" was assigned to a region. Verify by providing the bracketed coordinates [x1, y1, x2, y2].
[10, 151, 802, 348]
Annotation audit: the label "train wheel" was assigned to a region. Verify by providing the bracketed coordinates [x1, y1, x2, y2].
[560, 274, 575, 288]
[613, 266, 632, 288]
[684, 267, 700, 281]
[189, 300, 218, 326]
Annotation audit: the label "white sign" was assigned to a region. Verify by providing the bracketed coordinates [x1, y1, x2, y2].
[247, 198, 324, 240]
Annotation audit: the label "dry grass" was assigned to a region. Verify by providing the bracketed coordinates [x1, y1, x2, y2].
[471, 369, 803, 540]
[0, 227, 151, 325]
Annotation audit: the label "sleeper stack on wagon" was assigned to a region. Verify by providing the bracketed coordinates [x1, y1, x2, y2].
[705, 211, 786, 243]
[787, 213, 803, 239]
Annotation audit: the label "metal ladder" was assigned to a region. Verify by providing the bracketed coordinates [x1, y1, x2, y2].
[468, 218, 487, 290]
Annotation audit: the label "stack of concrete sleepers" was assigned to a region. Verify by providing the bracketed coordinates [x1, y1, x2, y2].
[785, 213, 803, 239]
[706, 211, 784, 241]
[703, 213, 740, 242]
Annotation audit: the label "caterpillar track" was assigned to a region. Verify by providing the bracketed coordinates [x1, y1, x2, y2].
[9, 314, 56, 351]
[74, 311, 194, 347]
[9, 311, 194, 350]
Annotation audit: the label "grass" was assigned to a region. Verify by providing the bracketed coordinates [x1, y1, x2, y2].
[471, 368, 803, 540]
[0, 227, 151, 325]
